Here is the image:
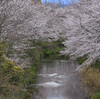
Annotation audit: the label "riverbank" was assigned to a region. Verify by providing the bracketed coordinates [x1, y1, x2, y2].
[77, 56, 100, 99]
[0, 40, 68, 99]
[80, 67, 100, 99]
[0, 41, 38, 99]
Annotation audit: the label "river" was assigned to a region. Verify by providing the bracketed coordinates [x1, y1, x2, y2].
[31, 60, 88, 99]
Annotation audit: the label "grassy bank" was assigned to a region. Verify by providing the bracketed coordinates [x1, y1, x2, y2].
[78, 56, 100, 99]
[80, 67, 100, 99]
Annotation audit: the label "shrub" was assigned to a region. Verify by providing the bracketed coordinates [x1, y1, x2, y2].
[76, 54, 88, 65]
[26, 40, 64, 63]
[0, 42, 25, 98]
[0, 42, 6, 57]
[1, 60, 15, 71]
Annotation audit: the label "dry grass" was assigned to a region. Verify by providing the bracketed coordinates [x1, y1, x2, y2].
[80, 67, 100, 97]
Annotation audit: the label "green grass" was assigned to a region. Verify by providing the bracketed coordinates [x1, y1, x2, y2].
[92, 92, 100, 99]
[91, 59, 100, 69]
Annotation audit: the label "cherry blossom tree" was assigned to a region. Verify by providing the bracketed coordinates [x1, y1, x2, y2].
[1, 0, 100, 69]
[61, 0, 100, 69]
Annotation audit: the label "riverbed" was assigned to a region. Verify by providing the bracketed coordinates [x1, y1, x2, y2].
[31, 60, 88, 99]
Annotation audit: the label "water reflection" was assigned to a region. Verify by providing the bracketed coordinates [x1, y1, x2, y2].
[32, 60, 88, 99]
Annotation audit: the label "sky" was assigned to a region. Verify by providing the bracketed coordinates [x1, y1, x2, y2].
[41, 0, 78, 5]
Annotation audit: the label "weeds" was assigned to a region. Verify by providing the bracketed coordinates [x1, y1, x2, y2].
[80, 67, 100, 98]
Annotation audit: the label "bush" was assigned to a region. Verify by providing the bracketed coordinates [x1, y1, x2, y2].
[1, 60, 15, 71]
[0, 42, 6, 57]
[26, 40, 64, 64]
[0, 42, 25, 98]
[76, 54, 88, 65]
[0, 42, 6, 63]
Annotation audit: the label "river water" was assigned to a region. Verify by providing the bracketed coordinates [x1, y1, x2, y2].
[31, 60, 88, 99]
